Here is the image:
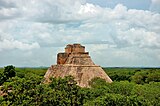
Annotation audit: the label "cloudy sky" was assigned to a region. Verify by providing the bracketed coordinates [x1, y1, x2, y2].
[0, 0, 160, 67]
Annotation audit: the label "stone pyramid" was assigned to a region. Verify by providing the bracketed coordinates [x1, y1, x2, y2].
[44, 44, 112, 87]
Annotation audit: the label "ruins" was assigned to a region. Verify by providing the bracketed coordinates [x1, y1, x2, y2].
[44, 44, 112, 87]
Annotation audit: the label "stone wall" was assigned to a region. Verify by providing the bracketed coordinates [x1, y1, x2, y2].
[65, 44, 73, 53]
[65, 44, 85, 53]
[57, 53, 68, 64]
[58, 44, 86, 64]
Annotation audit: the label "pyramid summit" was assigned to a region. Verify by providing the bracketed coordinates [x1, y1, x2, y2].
[44, 43, 112, 87]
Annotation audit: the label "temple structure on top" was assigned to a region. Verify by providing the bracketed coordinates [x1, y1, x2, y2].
[44, 43, 112, 87]
[65, 44, 85, 53]
[57, 44, 88, 64]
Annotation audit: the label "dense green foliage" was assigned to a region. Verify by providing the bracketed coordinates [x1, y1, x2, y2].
[0, 65, 16, 85]
[0, 66, 160, 106]
[104, 67, 160, 84]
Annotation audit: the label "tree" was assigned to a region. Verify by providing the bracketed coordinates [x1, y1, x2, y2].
[0, 65, 16, 85]
[3, 65, 16, 79]
[0, 73, 5, 85]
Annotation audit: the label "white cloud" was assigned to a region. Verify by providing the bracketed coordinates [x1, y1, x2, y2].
[116, 28, 160, 49]
[0, 39, 40, 51]
[13, 0, 89, 23]
[0, 31, 40, 51]
[0, 0, 160, 66]
[0, 6, 20, 20]
[150, 0, 160, 13]
[78, 3, 102, 19]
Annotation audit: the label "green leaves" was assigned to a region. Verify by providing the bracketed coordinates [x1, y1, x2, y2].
[1, 67, 160, 106]
[84, 77, 160, 106]
[131, 69, 160, 84]
[0, 65, 16, 85]
[3, 65, 16, 79]
[1, 75, 83, 106]
[48, 76, 83, 106]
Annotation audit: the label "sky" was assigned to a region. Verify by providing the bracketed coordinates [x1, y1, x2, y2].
[0, 0, 160, 67]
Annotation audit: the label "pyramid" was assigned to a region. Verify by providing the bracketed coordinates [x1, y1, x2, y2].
[44, 44, 112, 87]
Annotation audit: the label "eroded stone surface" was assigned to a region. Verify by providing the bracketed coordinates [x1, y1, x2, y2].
[44, 44, 112, 87]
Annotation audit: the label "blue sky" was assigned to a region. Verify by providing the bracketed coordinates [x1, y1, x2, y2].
[87, 0, 151, 10]
[0, 0, 160, 67]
